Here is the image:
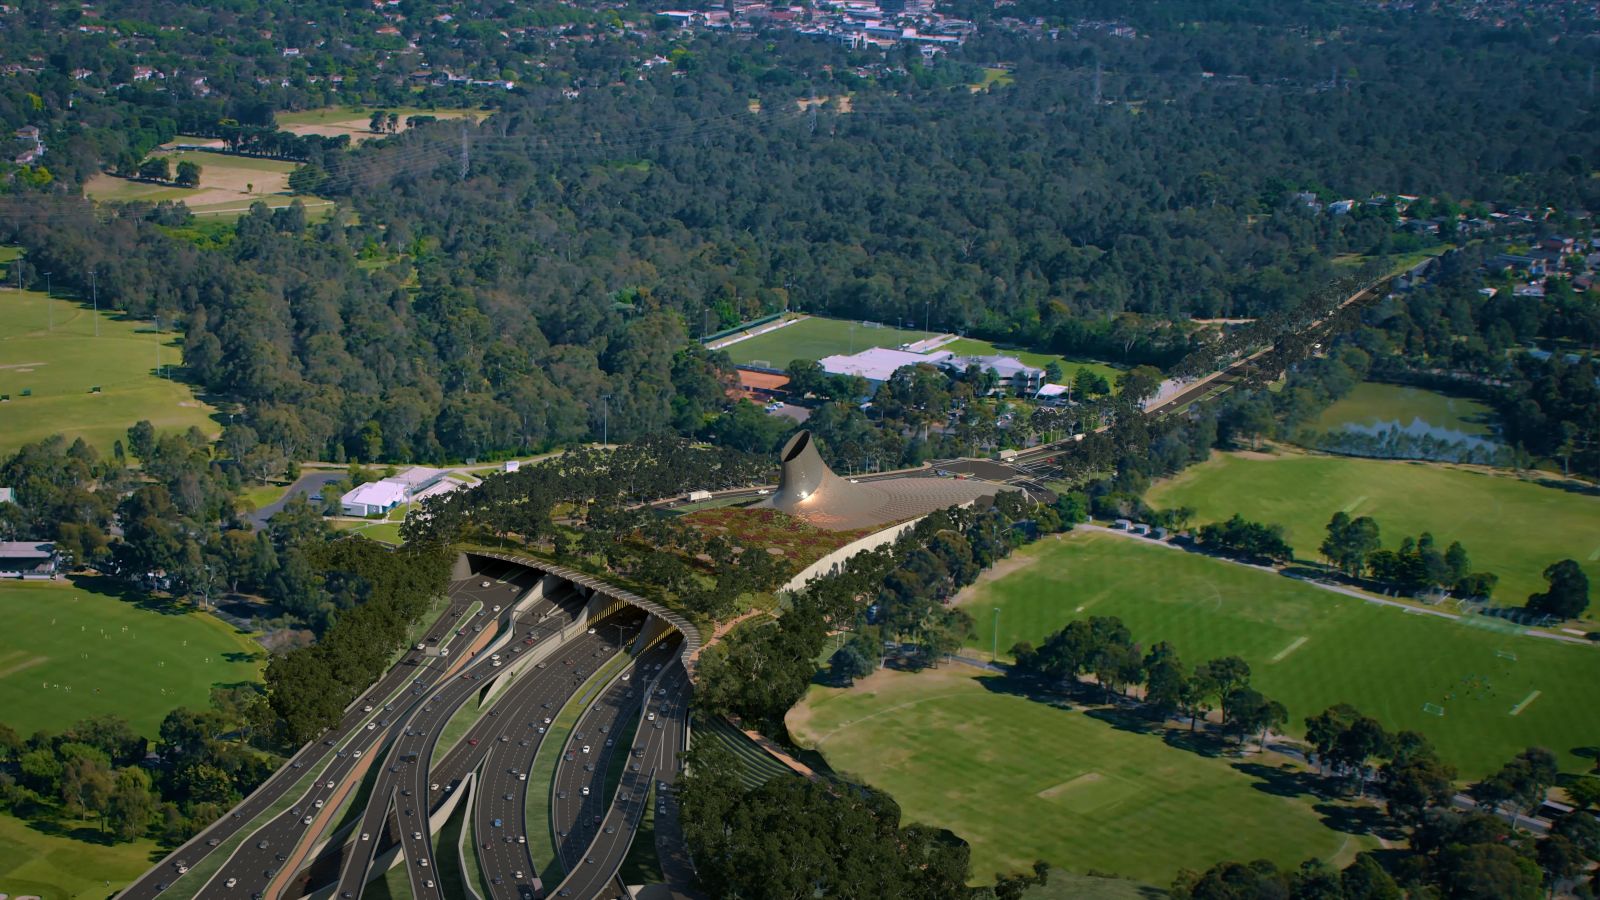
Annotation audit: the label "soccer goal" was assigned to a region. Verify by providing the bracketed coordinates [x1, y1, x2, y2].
[1422, 703, 1446, 717]
[1496, 650, 1518, 662]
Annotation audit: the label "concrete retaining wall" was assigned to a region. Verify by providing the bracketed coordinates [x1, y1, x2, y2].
[778, 516, 925, 593]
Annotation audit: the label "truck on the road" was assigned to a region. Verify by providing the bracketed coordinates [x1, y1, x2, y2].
[685, 489, 713, 502]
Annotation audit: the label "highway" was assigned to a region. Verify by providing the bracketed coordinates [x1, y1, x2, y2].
[120, 588, 485, 900]
[548, 660, 691, 900]
[475, 637, 681, 899]
[196, 573, 528, 900]
[327, 568, 575, 899]
[549, 639, 678, 870]
[396, 609, 649, 899]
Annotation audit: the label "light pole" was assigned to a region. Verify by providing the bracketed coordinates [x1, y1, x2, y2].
[924, 300, 931, 335]
[42, 271, 50, 330]
[90, 268, 99, 337]
[992, 607, 1000, 661]
[601, 395, 611, 449]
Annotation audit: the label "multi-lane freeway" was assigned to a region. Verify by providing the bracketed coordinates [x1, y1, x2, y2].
[548, 659, 691, 900]
[328, 565, 575, 899]
[120, 584, 492, 900]
[191, 570, 530, 900]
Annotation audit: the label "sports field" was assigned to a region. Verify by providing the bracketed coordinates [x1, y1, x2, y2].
[788, 666, 1362, 887]
[717, 316, 931, 368]
[0, 580, 264, 737]
[0, 809, 161, 899]
[1310, 382, 1498, 440]
[0, 285, 219, 456]
[962, 531, 1600, 778]
[1146, 449, 1599, 608]
[715, 317, 1120, 389]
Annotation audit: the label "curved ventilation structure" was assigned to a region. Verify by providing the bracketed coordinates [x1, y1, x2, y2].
[771, 431, 848, 513]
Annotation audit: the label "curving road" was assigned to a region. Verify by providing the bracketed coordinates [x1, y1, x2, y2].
[327, 571, 578, 899]
[189, 573, 525, 900]
[549, 659, 691, 900]
[478, 637, 680, 898]
[396, 610, 648, 900]
[120, 590, 478, 900]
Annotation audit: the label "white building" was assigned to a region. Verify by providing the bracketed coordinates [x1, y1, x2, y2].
[938, 354, 1044, 394]
[339, 466, 465, 516]
[341, 480, 409, 517]
[817, 347, 952, 386]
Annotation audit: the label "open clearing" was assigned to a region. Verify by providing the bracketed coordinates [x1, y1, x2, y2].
[0, 808, 161, 900]
[0, 284, 219, 456]
[962, 530, 1600, 778]
[1309, 382, 1498, 441]
[275, 105, 489, 143]
[0, 579, 263, 737]
[788, 666, 1360, 887]
[84, 151, 330, 218]
[1145, 449, 1600, 607]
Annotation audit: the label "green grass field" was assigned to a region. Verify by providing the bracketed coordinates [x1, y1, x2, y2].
[789, 666, 1362, 887]
[715, 316, 1120, 389]
[0, 285, 219, 456]
[0, 809, 164, 899]
[964, 531, 1600, 778]
[0, 579, 263, 737]
[1145, 449, 1600, 608]
[1310, 382, 1498, 439]
[940, 337, 1122, 387]
[717, 316, 932, 367]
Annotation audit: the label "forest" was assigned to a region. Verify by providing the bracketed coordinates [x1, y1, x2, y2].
[1, 0, 1596, 468]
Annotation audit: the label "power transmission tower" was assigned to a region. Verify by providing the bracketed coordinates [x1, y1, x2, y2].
[459, 122, 470, 179]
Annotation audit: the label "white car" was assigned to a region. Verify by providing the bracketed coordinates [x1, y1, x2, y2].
[418, 859, 429, 868]
[314, 799, 324, 809]
[353, 750, 362, 758]
[587, 627, 596, 635]
[581, 785, 590, 796]
[302, 815, 313, 825]
[582, 745, 590, 754]
[519, 773, 527, 781]
[361, 832, 370, 841]
[326, 781, 335, 789]
[621, 673, 630, 681]
[224, 878, 237, 888]
[647, 712, 656, 721]
[481, 581, 491, 587]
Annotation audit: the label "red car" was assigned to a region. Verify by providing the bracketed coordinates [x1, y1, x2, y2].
[468, 738, 479, 746]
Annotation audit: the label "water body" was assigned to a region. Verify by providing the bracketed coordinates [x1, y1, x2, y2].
[1337, 416, 1501, 451]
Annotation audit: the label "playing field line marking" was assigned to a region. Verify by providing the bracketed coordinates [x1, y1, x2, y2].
[1037, 771, 1102, 799]
[0, 654, 49, 679]
[1508, 690, 1541, 716]
[1269, 636, 1309, 663]
[1341, 495, 1368, 513]
[1588, 546, 1600, 561]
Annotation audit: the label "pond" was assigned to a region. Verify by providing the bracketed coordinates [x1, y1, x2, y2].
[1306, 382, 1504, 458]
